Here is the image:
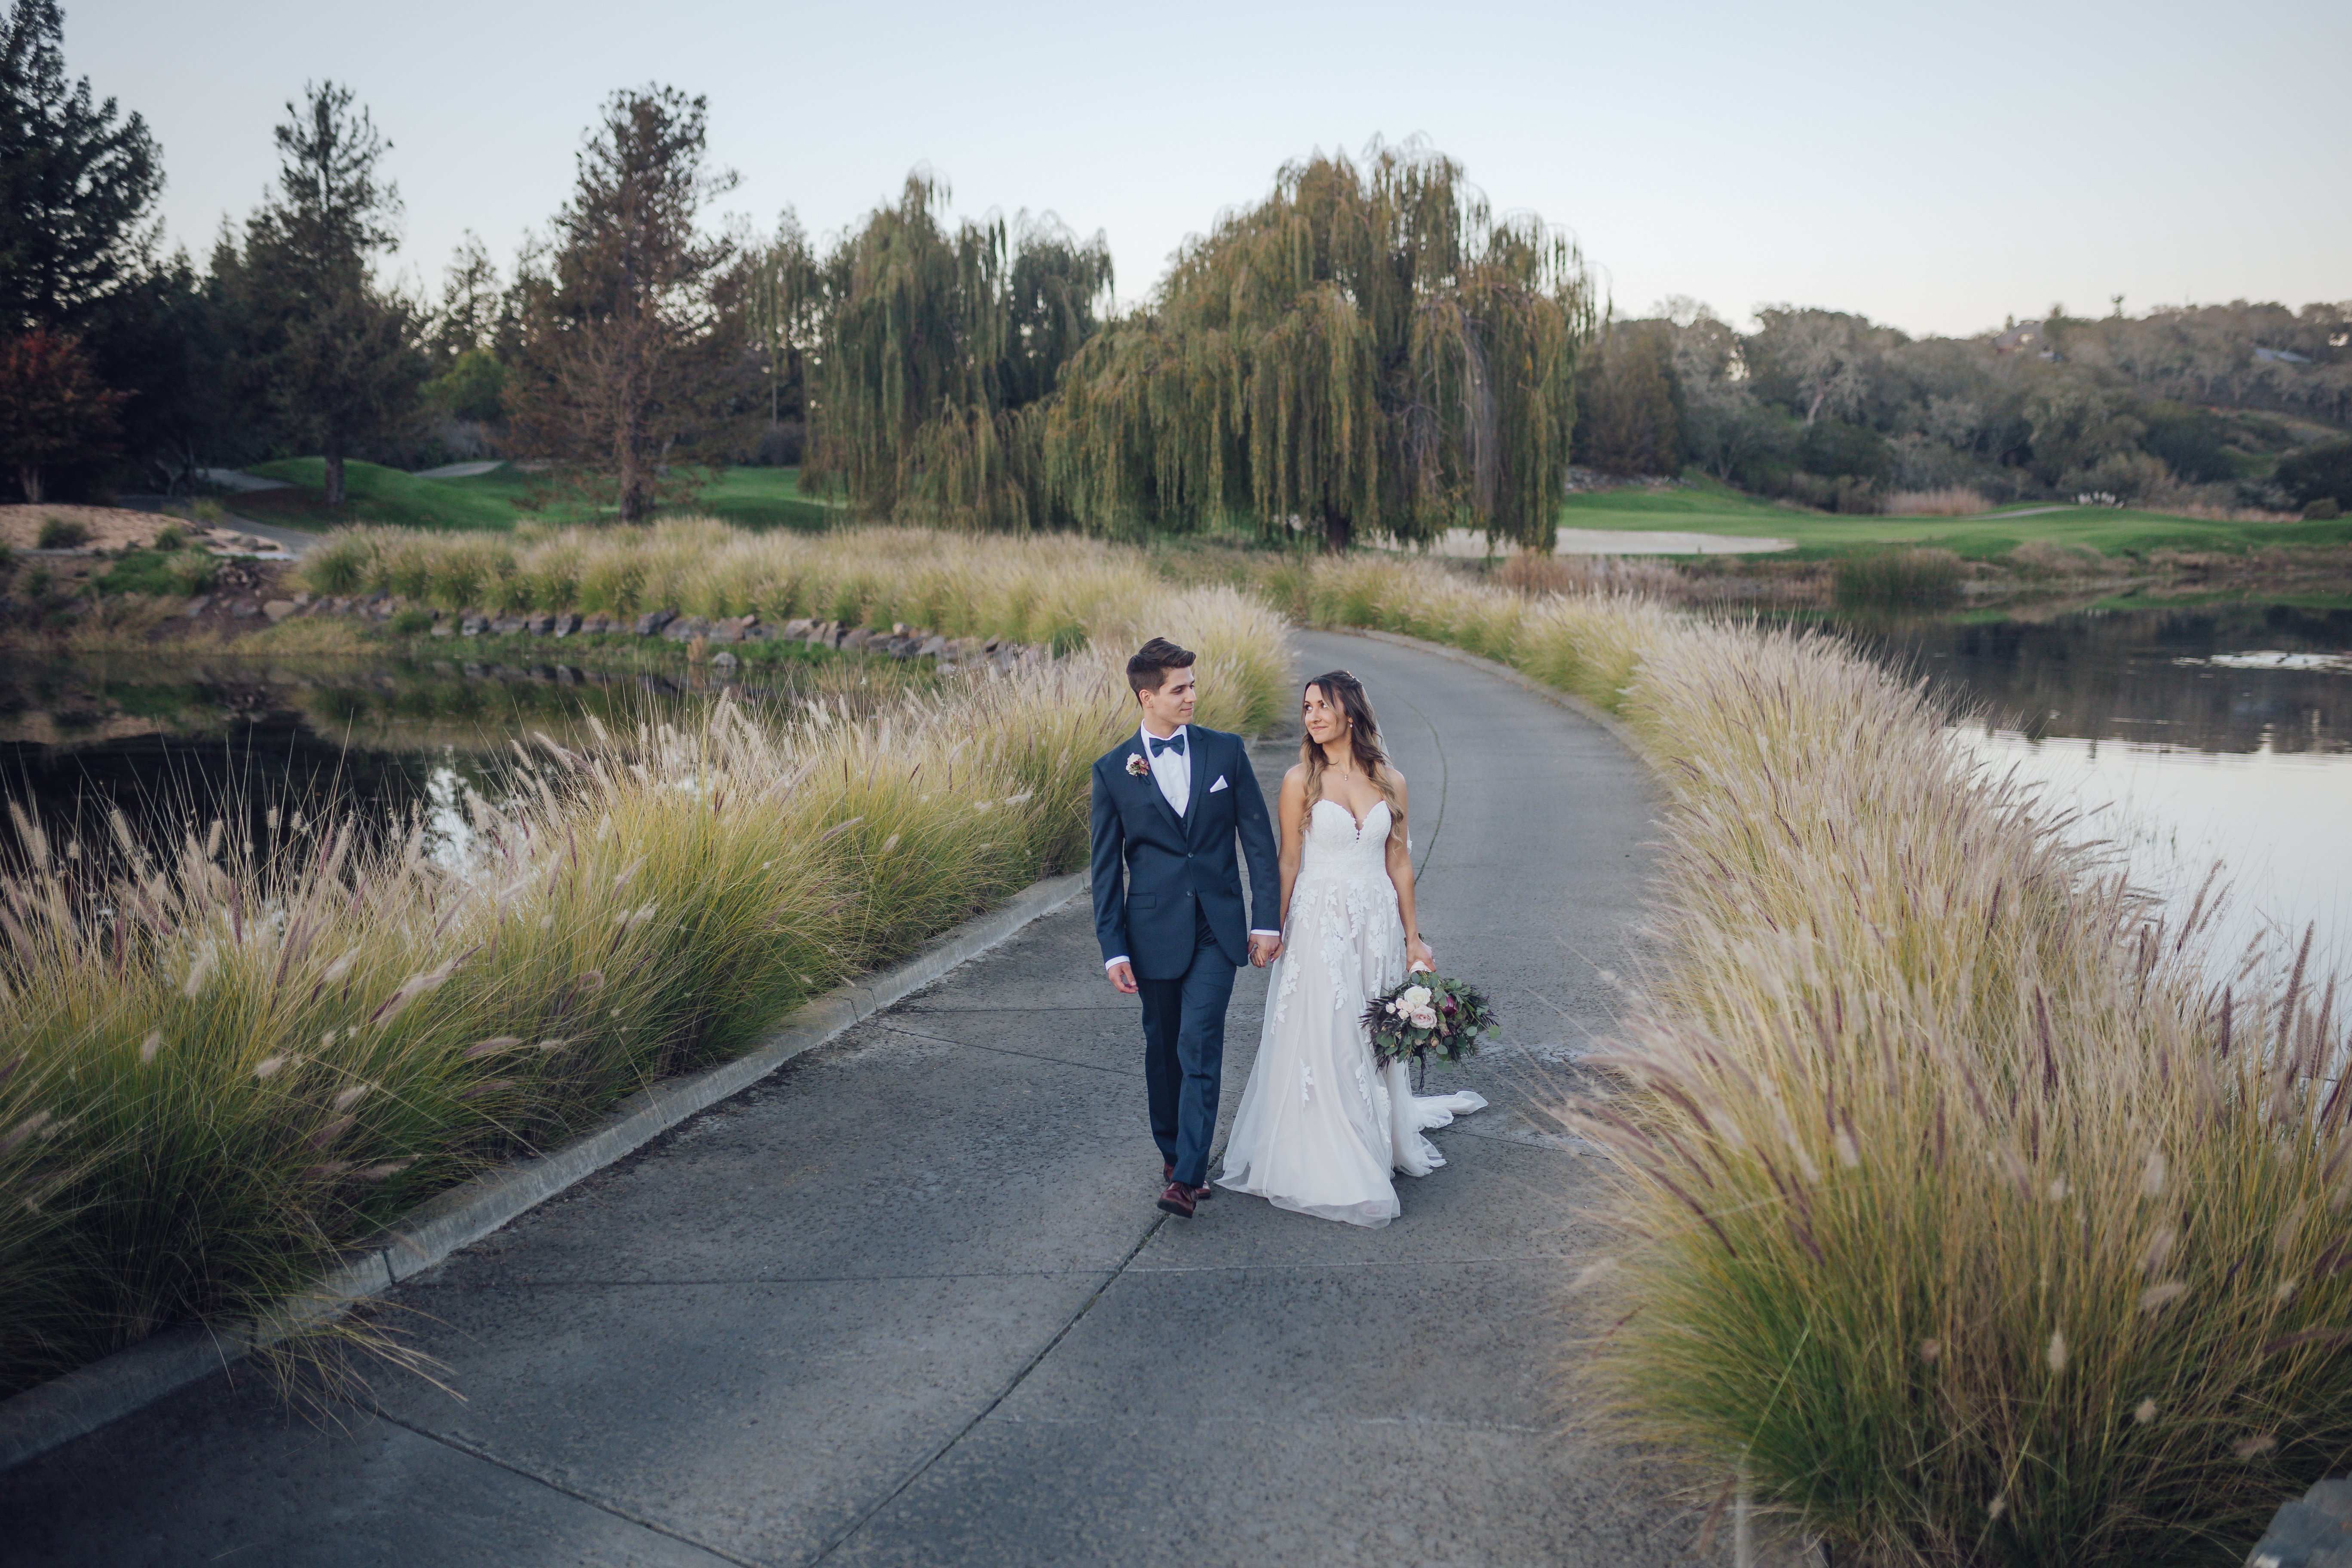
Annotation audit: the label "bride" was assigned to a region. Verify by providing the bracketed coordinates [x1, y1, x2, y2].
[1217, 670, 1485, 1227]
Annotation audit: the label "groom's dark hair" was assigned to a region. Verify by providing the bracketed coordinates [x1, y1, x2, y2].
[1127, 637, 1196, 697]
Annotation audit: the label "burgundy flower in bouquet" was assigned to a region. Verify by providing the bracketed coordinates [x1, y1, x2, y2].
[1361, 968, 1498, 1071]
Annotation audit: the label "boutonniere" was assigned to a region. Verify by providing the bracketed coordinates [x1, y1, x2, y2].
[1125, 753, 1153, 779]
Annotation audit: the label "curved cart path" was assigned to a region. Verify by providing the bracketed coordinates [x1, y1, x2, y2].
[1, 629, 1719, 1567]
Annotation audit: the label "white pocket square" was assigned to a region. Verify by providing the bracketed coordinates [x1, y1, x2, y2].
[1209, 775, 1229, 793]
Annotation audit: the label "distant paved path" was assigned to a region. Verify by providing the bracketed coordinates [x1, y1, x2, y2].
[0, 630, 1706, 1567]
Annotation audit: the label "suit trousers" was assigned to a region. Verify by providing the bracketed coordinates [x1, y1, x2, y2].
[1136, 908, 1238, 1188]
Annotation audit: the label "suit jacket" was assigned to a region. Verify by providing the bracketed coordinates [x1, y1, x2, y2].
[1090, 726, 1280, 980]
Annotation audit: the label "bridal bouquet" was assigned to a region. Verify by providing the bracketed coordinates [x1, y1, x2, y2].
[1362, 970, 1497, 1069]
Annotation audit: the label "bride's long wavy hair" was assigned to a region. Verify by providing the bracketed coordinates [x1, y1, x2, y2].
[1300, 671, 1400, 836]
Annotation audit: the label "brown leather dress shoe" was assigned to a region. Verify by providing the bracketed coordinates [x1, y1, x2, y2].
[1156, 1181, 1197, 1218]
[1164, 1162, 1212, 1199]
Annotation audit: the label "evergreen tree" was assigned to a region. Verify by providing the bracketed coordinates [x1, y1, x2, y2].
[226, 82, 424, 507]
[805, 178, 1111, 528]
[1046, 142, 1590, 550]
[505, 86, 745, 523]
[0, 0, 159, 333]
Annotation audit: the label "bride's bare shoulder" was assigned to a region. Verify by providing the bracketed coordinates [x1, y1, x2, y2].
[1280, 762, 1309, 794]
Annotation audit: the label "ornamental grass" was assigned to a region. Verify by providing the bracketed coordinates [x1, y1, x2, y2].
[300, 520, 1161, 652]
[1306, 555, 2350, 1565]
[0, 571, 1285, 1395]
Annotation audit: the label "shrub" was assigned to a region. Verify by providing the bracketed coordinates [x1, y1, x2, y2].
[165, 551, 217, 596]
[2303, 497, 2341, 521]
[191, 498, 227, 525]
[2275, 438, 2352, 511]
[389, 606, 435, 634]
[34, 516, 89, 549]
[151, 524, 187, 551]
[1833, 547, 1963, 609]
[94, 550, 182, 596]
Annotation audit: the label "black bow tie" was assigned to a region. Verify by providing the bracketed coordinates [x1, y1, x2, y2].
[1148, 731, 1186, 757]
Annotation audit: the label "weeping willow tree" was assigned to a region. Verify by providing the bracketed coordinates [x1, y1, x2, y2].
[743, 211, 820, 443]
[804, 175, 1112, 529]
[1047, 141, 1592, 550]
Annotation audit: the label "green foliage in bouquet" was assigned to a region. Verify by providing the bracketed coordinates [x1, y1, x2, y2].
[1362, 971, 1497, 1069]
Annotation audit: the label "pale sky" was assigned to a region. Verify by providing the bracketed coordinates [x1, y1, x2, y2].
[74, 0, 2351, 340]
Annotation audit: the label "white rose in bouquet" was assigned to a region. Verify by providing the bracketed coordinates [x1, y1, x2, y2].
[1409, 1005, 1440, 1029]
[1400, 985, 1432, 1011]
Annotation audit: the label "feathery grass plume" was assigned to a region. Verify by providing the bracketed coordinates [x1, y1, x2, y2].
[1299, 551, 2352, 1564]
[0, 564, 1286, 1394]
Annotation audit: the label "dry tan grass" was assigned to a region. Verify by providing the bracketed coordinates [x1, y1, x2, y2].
[0, 505, 173, 552]
[1883, 487, 1991, 517]
[1305, 554, 2352, 1562]
[0, 545, 1287, 1395]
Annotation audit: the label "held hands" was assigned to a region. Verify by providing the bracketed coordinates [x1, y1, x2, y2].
[1407, 936, 1436, 974]
[1249, 932, 1283, 968]
[1106, 959, 1139, 995]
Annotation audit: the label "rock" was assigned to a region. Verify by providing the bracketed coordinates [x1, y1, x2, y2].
[231, 599, 260, 618]
[840, 627, 872, 651]
[706, 616, 744, 645]
[782, 618, 813, 640]
[635, 609, 676, 637]
[582, 613, 611, 635]
[710, 649, 738, 669]
[291, 592, 312, 607]
[491, 616, 527, 635]
[551, 612, 579, 637]
[527, 613, 555, 635]
[460, 613, 488, 636]
[183, 596, 210, 618]
[917, 634, 951, 658]
[663, 615, 712, 642]
[742, 624, 772, 641]
[431, 622, 454, 637]
[2246, 1478, 2352, 1566]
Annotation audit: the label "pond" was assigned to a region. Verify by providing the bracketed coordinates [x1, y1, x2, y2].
[0, 649, 934, 874]
[1828, 601, 2352, 980]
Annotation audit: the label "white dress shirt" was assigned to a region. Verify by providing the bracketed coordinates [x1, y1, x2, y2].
[1106, 723, 1278, 971]
[1142, 721, 1190, 817]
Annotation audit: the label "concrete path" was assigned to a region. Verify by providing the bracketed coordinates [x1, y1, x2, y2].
[0, 630, 1709, 1567]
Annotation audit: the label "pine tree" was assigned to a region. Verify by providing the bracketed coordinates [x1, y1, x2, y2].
[0, 0, 159, 334]
[504, 86, 746, 523]
[1046, 142, 1591, 550]
[226, 82, 424, 507]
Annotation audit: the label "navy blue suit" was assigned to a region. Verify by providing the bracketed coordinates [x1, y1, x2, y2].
[1091, 726, 1280, 1187]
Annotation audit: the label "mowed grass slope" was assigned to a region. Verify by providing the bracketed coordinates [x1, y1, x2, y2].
[236, 461, 842, 534]
[1559, 482, 2352, 559]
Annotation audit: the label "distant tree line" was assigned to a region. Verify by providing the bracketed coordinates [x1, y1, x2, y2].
[1576, 298, 2352, 514]
[5, 0, 2346, 530]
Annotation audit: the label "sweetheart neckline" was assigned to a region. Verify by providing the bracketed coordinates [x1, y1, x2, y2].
[1310, 795, 1389, 839]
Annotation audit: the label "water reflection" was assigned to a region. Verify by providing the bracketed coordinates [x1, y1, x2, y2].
[1827, 602, 2352, 976]
[0, 652, 930, 871]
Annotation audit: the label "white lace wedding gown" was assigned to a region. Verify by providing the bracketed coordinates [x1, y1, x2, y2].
[1216, 798, 1486, 1227]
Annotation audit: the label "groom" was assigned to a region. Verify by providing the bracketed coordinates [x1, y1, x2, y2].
[1092, 637, 1282, 1219]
